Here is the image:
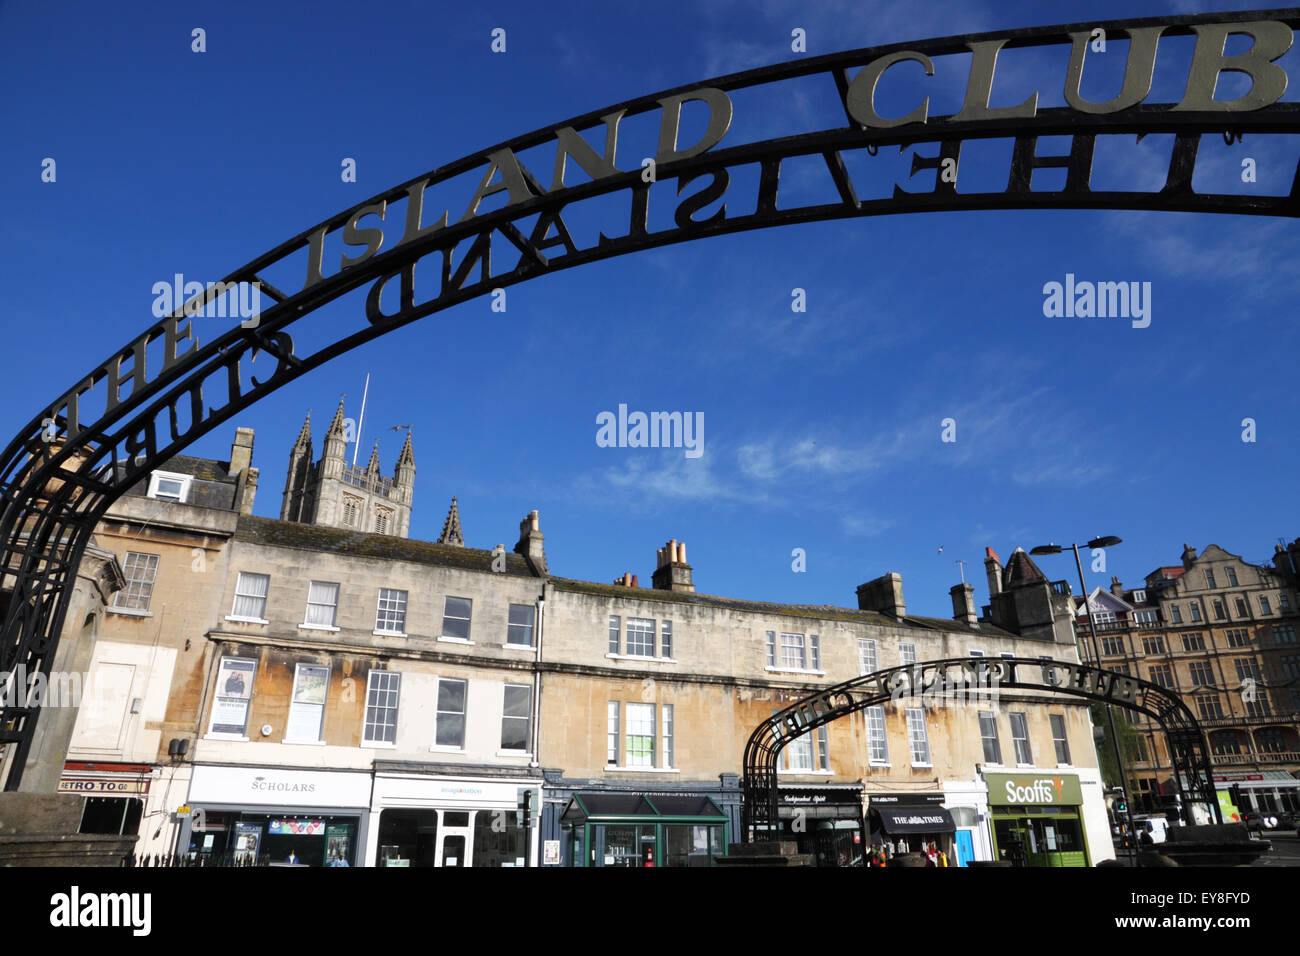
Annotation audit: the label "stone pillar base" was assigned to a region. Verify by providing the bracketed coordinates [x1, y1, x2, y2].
[0, 792, 137, 867]
[715, 840, 813, 866]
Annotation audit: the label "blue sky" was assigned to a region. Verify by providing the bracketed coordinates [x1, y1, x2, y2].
[3, 0, 1297, 619]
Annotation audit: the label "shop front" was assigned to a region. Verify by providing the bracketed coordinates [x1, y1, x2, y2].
[986, 772, 1090, 867]
[867, 792, 956, 864]
[184, 764, 371, 866]
[561, 793, 728, 867]
[368, 763, 543, 867]
[776, 784, 865, 867]
[58, 761, 151, 837]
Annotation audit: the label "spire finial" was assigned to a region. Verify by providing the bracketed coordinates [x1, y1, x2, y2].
[438, 496, 464, 547]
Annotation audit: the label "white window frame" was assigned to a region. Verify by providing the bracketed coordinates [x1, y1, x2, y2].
[858, 638, 878, 676]
[1009, 711, 1033, 765]
[905, 707, 931, 767]
[362, 671, 400, 746]
[865, 705, 889, 766]
[374, 588, 408, 636]
[781, 723, 830, 774]
[499, 683, 532, 754]
[624, 618, 657, 658]
[624, 701, 656, 768]
[506, 603, 536, 648]
[301, 580, 340, 631]
[899, 643, 917, 666]
[112, 551, 159, 614]
[284, 663, 330, 744]
[979, 710, 1002, 765]
[1049, 713, 1071, 766]
[147, 470, 191, 503]
[606, 702, 677, 771]
[431, 677, 468, 751]
[227, 571, 270, 623]
[440, 596, 473, 644]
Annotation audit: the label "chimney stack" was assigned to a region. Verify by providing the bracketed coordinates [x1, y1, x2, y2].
[985, 547, 1003, 598]
[652, 539, 694, 592]
[950, 582, 978, 626]
[1110, 575, 1124, 597]
[857, 572, 906, 618]
[614, 572, 640, 588]
[229, 427, 257, 514]
[514, 510, 547, 574]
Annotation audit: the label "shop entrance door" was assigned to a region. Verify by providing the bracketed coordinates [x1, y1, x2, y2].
[436, 810, 473, 867]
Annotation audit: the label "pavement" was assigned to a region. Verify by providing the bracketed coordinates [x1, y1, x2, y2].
[1249, 829, 1300, 867]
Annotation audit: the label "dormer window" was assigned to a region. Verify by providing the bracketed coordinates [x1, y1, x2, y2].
[148, 471, 191, 503]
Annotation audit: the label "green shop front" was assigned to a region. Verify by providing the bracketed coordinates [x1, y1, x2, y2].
[986, 773, 1090, 867]
[561, 793, 728, 867]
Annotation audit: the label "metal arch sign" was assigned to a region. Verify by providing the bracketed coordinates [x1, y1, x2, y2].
[3, 8, 1300, 787]
[741, 656, 1222, 841]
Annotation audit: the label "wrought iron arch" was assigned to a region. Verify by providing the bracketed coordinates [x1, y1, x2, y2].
[742, 656, 1222, 841]
[4, 8, 1300, 787]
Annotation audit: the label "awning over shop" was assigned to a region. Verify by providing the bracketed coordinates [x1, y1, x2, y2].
[560, 793, 726, 824]
[873, 807, 956, 834]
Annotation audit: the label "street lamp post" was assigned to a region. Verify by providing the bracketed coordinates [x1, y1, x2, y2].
[1031, 536, 1140, 864]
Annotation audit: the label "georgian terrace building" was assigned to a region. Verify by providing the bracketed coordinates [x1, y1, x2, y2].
[1075, 542, 1300, 817]
[51, 414, 1113, 867]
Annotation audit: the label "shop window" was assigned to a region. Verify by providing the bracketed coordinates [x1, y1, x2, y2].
[208, 656, 256, 736]
[866, 706, 889, 765]
[78, 797, 142, 836]
[507, 604, 535, 647]
[473, 808, 523, 867]
[303, 581, 339, 628]
[1050, 714, 1070, 765]
[858, 638, 878, 676]
[905, 707, 930, 766]
[375, 588, 407, 635]
[378, 808, 438, 867]
[979, 710, 1002, 764]
[434, 678, 467, 749]
[1009, 712, 1033, 765]
[363, 671, 400, 745]
[230, 571, 270, 621]
[501, 683, 532, 752]
[286, 664, 329, 743]
[442, 596, 473, 641]
[113, 552, 159, 611]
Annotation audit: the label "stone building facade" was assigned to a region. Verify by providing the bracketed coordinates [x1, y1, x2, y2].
[47, 419, 1114, 867]
[1077, 542, 1300, 817]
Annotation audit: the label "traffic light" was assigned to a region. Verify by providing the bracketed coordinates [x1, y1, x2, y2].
[1229, 784, 1243, 808]
[1115, 795, 1127, 815]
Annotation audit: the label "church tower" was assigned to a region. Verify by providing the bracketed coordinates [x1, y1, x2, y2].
[279, 399, 415, 536]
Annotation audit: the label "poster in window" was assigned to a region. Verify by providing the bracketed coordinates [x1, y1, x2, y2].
[294, 666, 329, 705]
[233, 822, 261, 864]
[212, 659, 255, 733]
[326, 824, 352, 866]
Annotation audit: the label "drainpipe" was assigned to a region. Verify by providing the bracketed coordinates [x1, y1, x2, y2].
[530, 588, 545, 866]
